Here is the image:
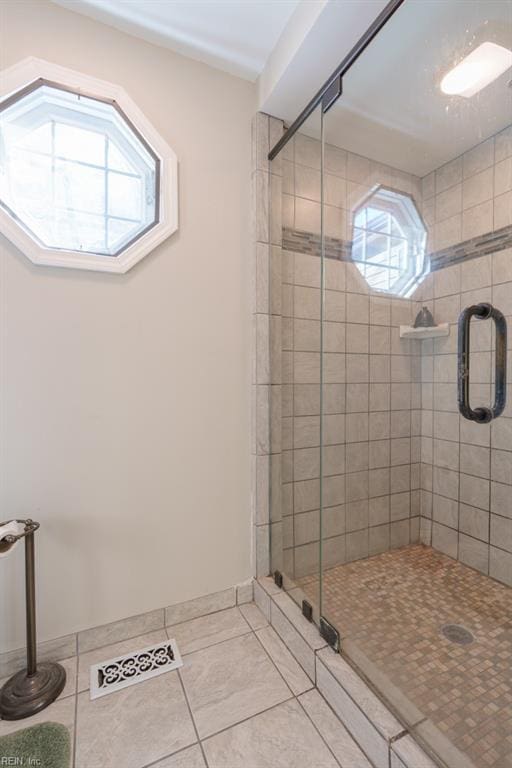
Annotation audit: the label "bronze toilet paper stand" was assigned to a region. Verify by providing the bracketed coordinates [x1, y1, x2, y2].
[0, 519, 66, 719]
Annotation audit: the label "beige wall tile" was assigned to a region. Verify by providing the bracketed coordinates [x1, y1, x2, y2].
[462, 167, 494, 209]
[435, 157, 463, 194]
[495, 125, 512, 162]
[494, 190, 512, 229]
[435, 184, 461, 221]
[494, 157, 512, 197]
[432, 522, 458, 558]
[489, 545, 512, 586]
[463, 137, 494, 178]
[462, 200, 493, 241]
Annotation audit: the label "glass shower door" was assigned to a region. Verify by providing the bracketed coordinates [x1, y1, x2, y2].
[318, 2, 512, 767]
[269, 106, 326, 620]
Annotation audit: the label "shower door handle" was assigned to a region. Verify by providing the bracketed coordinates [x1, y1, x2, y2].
[458, 303, 507, 423]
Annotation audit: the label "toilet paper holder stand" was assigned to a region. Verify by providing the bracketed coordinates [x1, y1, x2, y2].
[0, 518, 66, 720]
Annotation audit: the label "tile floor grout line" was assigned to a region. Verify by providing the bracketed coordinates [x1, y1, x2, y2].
[316, 655, 402, 746]
[165, 600, 237, 627]
[295, 691, 344, 768]
[165, 602, 244, 632]
[1, 602, 251, 672]
[199, 693, 297, 746]
[140, 741, 203, 768]
[301, 680, 375, 760]
[252, 623, 308, 698]
[177, 668, 210, 768]
[169, 628, 255, 660]
[69, 654, 78, 768]
[178, 623, 299, 747]
[269, 597, 327, 655]
[76, 625, 169, 660]
[74, 601, 246, 659]
[72, 687, 78, 768]
[76, 612, 254, 694]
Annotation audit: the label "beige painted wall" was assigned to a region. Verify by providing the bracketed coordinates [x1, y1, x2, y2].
[0, 0, 255, 652]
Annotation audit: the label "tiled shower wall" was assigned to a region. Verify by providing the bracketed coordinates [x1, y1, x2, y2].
[251, 112, 284, 579]
[279, 133, 423, 580]
[415, 125, 512, 588]
[274, 124, 512, 588]
[416, 253, 512, 587]
[422, 126, 512, 252]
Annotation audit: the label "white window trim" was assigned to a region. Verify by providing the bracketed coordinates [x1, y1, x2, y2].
[0, 58, 178, 273]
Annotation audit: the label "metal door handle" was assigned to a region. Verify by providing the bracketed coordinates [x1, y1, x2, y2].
[457, 303, 507, 423]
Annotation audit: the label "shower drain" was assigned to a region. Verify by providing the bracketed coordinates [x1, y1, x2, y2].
[440, 624, 474, 645]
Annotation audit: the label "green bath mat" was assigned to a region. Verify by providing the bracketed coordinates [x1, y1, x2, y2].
[0, 721, 70, 768]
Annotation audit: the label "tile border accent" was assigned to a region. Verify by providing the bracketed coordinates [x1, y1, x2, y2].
[282, 226, 351, 262]
[256, 576, 443, 768]
[0, 581, 253, 678]
[429, 224, 512, 271]
[282, 224, 512, 272]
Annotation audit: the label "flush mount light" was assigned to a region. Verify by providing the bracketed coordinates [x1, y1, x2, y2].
[441, 41, 512, 98]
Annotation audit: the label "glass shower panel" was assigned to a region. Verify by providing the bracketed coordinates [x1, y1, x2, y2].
[269, 105, 325, 618]
[318, 1, 512, 766]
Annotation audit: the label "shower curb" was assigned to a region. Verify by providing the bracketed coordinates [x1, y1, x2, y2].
[255, 576, 456, 768]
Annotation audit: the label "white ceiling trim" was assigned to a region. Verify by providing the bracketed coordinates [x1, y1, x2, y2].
[52, 0, 300, 81]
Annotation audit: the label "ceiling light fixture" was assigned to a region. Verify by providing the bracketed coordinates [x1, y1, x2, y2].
[441, 41, 512, 97]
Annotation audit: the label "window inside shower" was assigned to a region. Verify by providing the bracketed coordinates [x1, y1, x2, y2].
[351, 187, 427, 296]
[268, 1, 512, 766]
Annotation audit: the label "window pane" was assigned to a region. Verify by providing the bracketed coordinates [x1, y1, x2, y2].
[108, 172, 143, 220]
[54, 123, 105, 166]
[54, 159, 105, 216]
[7, 149, 53, 214]
[365, 232, 390, 263]
[351, 186, 427, 296]
[366, 207, 388, 233]
[354, 208, 366, 228]
[390, 215, 405, 238]
[15, 122, 53, 155]
[55, 210, 106, 252]
[0, 82, 159, 256]
[351, 229, 365, 262]
[108, 141, 136, 174]
[390, 238, 408, 270]
[107, 218, 139, 252]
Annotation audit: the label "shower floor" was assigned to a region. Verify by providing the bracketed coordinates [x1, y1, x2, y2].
[299, 544, 512, 768]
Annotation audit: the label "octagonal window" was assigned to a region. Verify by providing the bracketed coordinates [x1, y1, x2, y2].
[0, 81, 159, 257]
[351, 187, 427, 297]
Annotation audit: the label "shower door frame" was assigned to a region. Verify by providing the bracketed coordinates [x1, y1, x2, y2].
[268, 0, 406, 162]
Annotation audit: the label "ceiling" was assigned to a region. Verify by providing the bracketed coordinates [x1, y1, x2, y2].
[313, 0, 512, 176]
[52, 0, 300, 80]
[51, 0, 512, 177]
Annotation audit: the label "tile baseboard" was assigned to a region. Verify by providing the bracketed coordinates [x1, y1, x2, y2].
[0, 580, 253, 678]
[0, 632, 77, 680]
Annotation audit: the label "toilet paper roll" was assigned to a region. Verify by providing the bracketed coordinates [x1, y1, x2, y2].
[0, 521, 25, 558]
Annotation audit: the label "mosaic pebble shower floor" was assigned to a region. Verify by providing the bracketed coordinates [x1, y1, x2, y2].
[300, 545, 512, 768]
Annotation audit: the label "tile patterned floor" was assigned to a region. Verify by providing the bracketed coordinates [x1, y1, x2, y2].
[0, 603, 366, 768]
[300, 544, 512, 768]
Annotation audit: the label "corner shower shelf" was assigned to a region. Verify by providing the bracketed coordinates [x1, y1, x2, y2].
[399, 323, 450, 340]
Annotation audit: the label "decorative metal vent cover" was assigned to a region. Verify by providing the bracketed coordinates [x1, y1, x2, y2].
[90, 638, 183, 699]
